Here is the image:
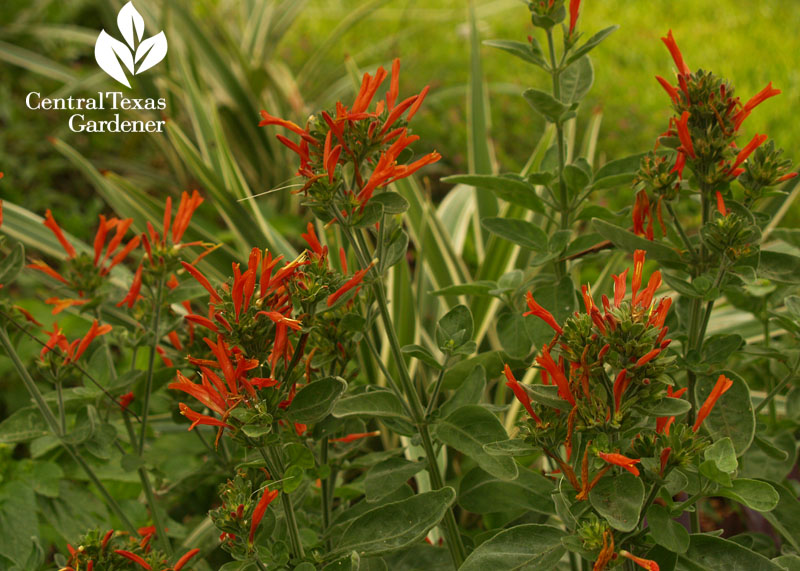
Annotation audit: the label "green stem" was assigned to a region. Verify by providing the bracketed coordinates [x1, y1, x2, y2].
[0, 325, 137, 533]
[333, 210, 467, 567]
[545, 27, 568, 279]
[139, 276, 165, 454]
[320, 437, 332, 550]
[123, 413, 172, 555]
[424, 358, 449, 418]
[257, 446, 305, 559]
[755, 357, 800, 414]
[665, 201, 698, 260]
[56, 380, 66, 434]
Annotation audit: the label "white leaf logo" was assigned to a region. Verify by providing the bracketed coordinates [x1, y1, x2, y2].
[94, 2, 167, 88]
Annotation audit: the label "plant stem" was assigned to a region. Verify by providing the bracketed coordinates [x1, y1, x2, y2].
[665, 201, 698, 260]
[755, 357, 800, 414]
[424, 358, 449, 418]
[545, 27, 568, 279]
[332, 209, 467, 567]
[320, 437, 332, 551]
[0, 325, 137, 533]
[139, 276, 165, 454]
[257, 445, 305, 560]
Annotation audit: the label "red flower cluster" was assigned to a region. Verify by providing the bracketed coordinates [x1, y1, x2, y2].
[260, 59, 440, 212]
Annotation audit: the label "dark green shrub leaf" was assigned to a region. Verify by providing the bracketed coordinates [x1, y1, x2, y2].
[0, 407, 48, 444]
[762, 482, 800, 552]
[334, 488, 456, 556]
[365, 458, 425, 502]
[717, 479, 779, 512]
[636, 397, 692, 417]
[647, 504, 689, 554]
[460, 524, 566, 571]
[442, 174, 543, 213]
[705, 437, 738, 473]
[592, 219, 682, 265]
[370, 192, 409, 214]
[434, 405, 517, 480]
[523, 89, 569, 123]
[559, 56, 594, 104]
[288, 377, 347, 424]
[332, 390, 409, 421]
[401, 344, 442, 369]
[497, 311, 533, 360]
[459, 466, 553, 514]
[677, 534, 782, 570]
[439, 366, 486, 418]
[482, 217, 548, 251]
[566, 25, 619, 64]
[589, 472, 644, 532]
[435, 305, 473, 352]
[483, 39, 547, 67]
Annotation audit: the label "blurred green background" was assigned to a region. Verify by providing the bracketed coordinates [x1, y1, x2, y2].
[1, 0, 797, 233]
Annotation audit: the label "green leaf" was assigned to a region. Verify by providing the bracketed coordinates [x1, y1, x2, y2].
[716, 479, 779, 512]
[563, 165, 591, 196]
[432, 281, 497, 297]
[400, 344, 442, 370]
[759, 251, 800, 284]
[439, 366, 486, 419]
[0, 482, 37, 568]
[334, 488, 456, 556]
[381, 228, 409, 272]
[288, 377, 347, 424]
[459, 524, 566, 571]
[636, 397, 692, 417]
[705, 438, 738, 474]
[524, 385, 569, 410]
[740, 432, 798, 481]
[442, 174, 543, 213]
[0, 241, 24, 286]
[370, 192, 409, 214]
[647, 504, 690, 554]
[677, 534, 782, 571]
[699, 459, 733, 487]
[589, 472, 645, 532]
[283, 465, 305, 493]
[0, 407, 49, 444]
[694, 370, 755, 456]
[483, 39, 547, 67]
[762, 482, 800, 553]
[365, 458, 426, 502]
[433, 405, 517, 480]
[482, 218, 548, 251]
[332, 391, 410, 420]
[566, 25, 619, 65]
[702, 334, 745, 366]
[559, 56, 594, 104]
[443, 351, 504, 390]
[523, 89, 569, 123]
[483, 438, 539, 457]
[497, 311, 533, 360]
[592, 219, 682, 266]
[459, 466, 553, 514]
[773, 555, 800, 571]
[436, 305, 474, 352]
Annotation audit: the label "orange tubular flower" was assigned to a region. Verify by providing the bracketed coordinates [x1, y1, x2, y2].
[598, 452, 641, 476]
[631, 250, 646, 302]
[45, 297, 89, 315]
[327, 263, 373, 307]
[523, 291, 563, 335]
[661, 30, 690, 76]
[593, 529, 615, 571]
[173, 549, 200, 571]
[180, 261, 222, 303]
[621, 551, 660, 571]
[693, 374, 734, 432]
[331, 431, 381, 443]
[43, 209, 77, 259]
[249, 487, 280, 544]
[674, 111, 696, 159]
[656, 386, 687, 435]
[715, 191, 728, 216]
[612, 269, 628, 308]
[568, 0, 581, 35]
[636, 348, 662, 368]
[536, 348, 575, 406]
[117, 264, 143, 308]
[613, 369, 630, 413]
[730, 133, 768, 172]
[114, 550, 152, 570]
[655, 75, 679, 104]
[734, 82, 781, 130]
[504, 365, 541, 424]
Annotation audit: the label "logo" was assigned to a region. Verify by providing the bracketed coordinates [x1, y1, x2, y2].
[95, 2, 168, 88]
